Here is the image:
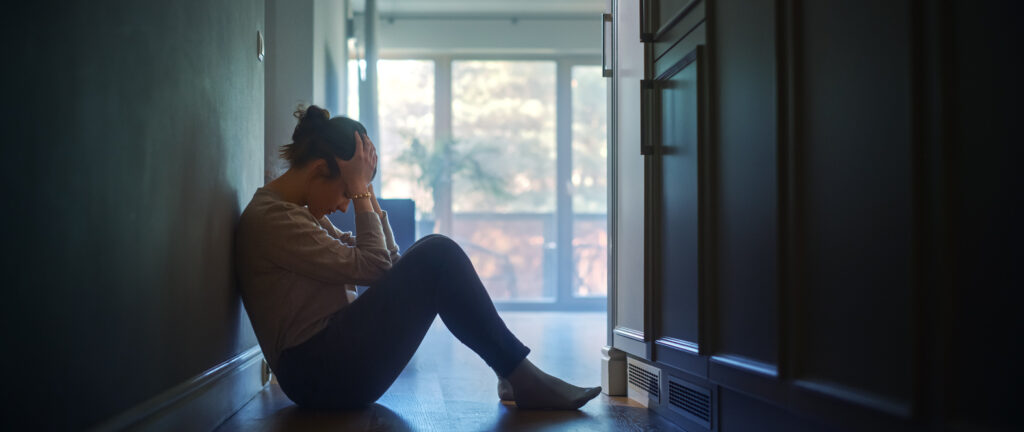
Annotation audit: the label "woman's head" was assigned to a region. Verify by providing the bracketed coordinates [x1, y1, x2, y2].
[279, 105, 373, 218]
[280, 105, 368, 176]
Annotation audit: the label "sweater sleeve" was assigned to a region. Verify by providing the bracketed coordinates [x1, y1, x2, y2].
[379, 210, 402, 262]
[262, 209, 392, 285]
[318, 213, 398, 260]
[319, 215, 357, 246]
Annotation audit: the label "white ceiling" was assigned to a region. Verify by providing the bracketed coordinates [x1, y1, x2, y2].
[350, 0, 605, 16]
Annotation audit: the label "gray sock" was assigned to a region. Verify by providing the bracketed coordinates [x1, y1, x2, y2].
[506, 358, 602, 410]
[497, 377, 515, 401]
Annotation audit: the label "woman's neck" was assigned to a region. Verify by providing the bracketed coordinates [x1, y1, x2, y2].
[264, 169, 308, 207]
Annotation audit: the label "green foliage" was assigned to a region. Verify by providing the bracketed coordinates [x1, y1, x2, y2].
[396, 137, 510, 214]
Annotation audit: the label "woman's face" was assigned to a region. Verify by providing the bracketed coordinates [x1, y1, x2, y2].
[306, 158, 351, 219]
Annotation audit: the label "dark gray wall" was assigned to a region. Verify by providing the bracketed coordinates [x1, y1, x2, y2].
[2, 1, 264, 428]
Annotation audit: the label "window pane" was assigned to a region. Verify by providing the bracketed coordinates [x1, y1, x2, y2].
[347, 59, 362, 120]
[572, 65, 608, 297]
[452, 214, 553, 301]
[452, 61, 557, 213]
[347, 60, 435, 219]
[377, 60, 434, 210]
[452, 61, 557, 301]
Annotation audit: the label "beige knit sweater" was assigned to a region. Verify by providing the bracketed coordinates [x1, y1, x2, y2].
[234, 187, 400, 369]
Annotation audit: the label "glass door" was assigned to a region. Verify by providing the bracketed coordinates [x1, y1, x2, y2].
[451, 60, 558, 302]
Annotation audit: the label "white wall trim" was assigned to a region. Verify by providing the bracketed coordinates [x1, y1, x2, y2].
[602, 346, 628, 396]
[91, 346, 265, 432]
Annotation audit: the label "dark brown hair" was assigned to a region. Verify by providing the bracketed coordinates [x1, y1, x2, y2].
[279, 105, 370, 178]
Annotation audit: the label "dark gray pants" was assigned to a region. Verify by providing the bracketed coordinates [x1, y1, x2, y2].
[274, 234, 531, 409]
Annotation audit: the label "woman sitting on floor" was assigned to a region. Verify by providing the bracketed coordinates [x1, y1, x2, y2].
[235, 105, 601, 410]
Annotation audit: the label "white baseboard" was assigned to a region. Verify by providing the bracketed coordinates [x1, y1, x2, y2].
[92, 346, 266, 432]
[601, 346, 627, 396]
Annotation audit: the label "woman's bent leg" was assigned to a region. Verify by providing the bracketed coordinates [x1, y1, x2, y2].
[277, 234, 529, 409]
[275, 270, 439, 409]
[392, 236, 600, 410]
[376, 234, 531, 377]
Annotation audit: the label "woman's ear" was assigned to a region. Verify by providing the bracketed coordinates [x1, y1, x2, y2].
[310, 158, 330, 178]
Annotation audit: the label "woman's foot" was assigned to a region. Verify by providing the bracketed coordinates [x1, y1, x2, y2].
[506, 358, 602, 410]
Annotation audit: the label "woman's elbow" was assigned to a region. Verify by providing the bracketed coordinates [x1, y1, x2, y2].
[365, 254, 394, 278]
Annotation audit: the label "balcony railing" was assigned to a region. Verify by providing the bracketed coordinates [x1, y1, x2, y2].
[418, 212, 607, 310]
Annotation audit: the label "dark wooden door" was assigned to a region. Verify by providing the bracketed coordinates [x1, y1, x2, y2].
[652, 48, 702, 348]
[644, 17, 709, 375]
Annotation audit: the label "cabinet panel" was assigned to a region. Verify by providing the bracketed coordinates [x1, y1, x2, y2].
[710, 0, 778, 366]
[656, 0, 691, 28]
[654, 50, 701, 346]
[794, 0, 914, 408]
[643, 0, 700, 40]
[947, 2, 1023, 429]
[647, 24, 708, 377]
[613, 0, 649, 357]
[651, 1, 704, 62]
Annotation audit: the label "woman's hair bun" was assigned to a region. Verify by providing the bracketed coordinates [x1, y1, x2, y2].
[291, 104, 331, 141]
[294, 105, 331, 129]
[280, 104, 370, 179]
[300, 105, 331, 122]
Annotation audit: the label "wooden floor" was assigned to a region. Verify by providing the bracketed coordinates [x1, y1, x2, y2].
[215, 312, 680, 431]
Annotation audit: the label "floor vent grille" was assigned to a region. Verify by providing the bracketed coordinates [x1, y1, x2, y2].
[627, 361, 660, 403]
[668, 377, 712, 428]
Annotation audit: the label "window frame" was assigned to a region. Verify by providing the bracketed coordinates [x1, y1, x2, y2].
[360, 53, 606, 311]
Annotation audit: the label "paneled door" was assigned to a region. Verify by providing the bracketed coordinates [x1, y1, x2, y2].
[611, 0, 651, 358]
[644, 24, 709, 375]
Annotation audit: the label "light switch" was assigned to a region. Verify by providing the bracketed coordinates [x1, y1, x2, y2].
[257, 30, 264, 62]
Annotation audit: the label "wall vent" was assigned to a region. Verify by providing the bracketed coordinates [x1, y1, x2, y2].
[626, 359, 660, 405]
[668, 377, 712, 428]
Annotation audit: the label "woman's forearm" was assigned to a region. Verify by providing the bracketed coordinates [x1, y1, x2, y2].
[352, 196, 375, 213]
[348, 182, 375, 213]
[368, 185, 384, 217]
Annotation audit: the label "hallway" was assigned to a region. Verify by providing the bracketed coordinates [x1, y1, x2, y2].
[6, 0, 1022, 429]
[215, 312, 678, 431]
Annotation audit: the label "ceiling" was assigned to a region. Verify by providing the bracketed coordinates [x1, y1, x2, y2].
[349, 0, 605, 17]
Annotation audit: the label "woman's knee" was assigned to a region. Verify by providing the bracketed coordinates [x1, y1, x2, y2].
[398, 235, 465, 271]
[408, 234, 460, 254]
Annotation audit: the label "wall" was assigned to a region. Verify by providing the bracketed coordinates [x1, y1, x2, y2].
[265, 0, 349, 182]
[313, 0, 350, 116]
[265, 0, 314, 181]
[1, 0, 265, 429]
[353, 14, 600, 56]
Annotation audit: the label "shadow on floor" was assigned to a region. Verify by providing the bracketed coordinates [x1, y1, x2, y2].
[262, 403, 413, 431]
[216, 312, 679, 431]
